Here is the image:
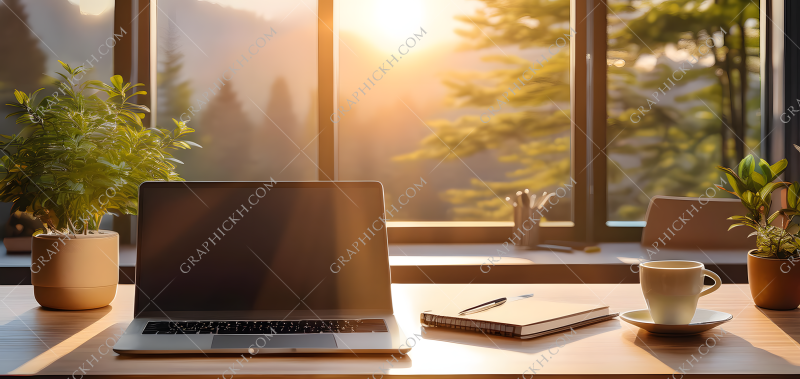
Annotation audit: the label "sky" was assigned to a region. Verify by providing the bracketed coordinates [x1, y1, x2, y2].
[195, 0, 483, 46]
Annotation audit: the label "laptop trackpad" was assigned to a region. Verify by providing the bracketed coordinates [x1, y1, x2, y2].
[211, 335, 337, 349]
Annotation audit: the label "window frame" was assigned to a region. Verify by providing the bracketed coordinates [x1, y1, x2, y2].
[122, 0, 776, 244]
[114, 0, 155, 245]
[583, 0, 643, 243]
[324, 0, 589, 243]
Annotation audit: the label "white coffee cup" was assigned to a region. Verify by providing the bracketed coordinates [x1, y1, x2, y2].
[639, 260, 721, 325]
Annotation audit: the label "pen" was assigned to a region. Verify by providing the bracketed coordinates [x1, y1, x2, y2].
[458, 294, 534, 315]
[458, 297, 507, 315]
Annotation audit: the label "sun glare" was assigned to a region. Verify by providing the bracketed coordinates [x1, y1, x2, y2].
[67, 0, 113, 15]
[373, 0, 424, 43]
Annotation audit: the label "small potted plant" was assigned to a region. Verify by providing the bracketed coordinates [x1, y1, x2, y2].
[718, 154, 800, 310]
[4, 61, 198, 310]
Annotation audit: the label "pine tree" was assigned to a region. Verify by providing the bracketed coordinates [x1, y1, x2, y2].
[192, 82, 253, 180]
[0, 0, 47, 132]
[293, 90, 319, 180]
[0, 0, 46, 92]
[157, 18, 192, 128]
[254, 77, 298, 179]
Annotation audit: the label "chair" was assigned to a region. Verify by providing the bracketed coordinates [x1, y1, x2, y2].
[641, 196, 753, 250]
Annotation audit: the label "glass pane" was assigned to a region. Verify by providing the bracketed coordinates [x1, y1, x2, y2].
[606, 0, 759, 222]
[0, 0, 116, 236]
[157, 0, 318, 181]
[338, 0, 572, 222]
[0, 0, 115, 137]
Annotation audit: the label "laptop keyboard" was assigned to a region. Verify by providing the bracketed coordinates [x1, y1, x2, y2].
[142, 319, 388, 335]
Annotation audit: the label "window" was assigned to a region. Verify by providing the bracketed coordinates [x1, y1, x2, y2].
[4, 0, 770, 244]
[151, 0, 767, 243]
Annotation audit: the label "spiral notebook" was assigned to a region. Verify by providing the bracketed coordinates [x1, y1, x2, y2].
[420, 299, 618, 339]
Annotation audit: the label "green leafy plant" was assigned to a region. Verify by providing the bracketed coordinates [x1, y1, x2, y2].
[718, 153, 800, 259]
[3, 61, 199, 235]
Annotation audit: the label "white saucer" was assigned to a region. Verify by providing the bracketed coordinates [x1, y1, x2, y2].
[620, 308, 733, 336]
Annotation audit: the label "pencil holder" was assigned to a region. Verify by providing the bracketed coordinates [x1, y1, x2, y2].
[522, 209, 540, 249]
[511, 192, 539, 249]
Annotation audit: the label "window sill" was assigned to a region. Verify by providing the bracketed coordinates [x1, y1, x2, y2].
[387, 242, 748, 283]
[386, 221, 575, 243]
[0, 242, 748, 284]
[388, 221, 574, 227]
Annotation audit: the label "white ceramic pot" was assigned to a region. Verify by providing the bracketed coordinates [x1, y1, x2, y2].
[31, 231, 118, 310]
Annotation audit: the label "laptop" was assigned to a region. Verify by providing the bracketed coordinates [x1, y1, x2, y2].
[114, 181, 410, 354]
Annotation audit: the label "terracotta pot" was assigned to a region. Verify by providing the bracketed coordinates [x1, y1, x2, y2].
[748, 250, 800, 310]
[4, 236, 32, 252]
[31, 231, 118, 310]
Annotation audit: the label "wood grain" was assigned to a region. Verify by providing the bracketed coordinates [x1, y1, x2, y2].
[1, 283, 799, 377]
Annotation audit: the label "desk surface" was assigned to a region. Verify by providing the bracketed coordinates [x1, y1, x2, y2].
[2, 283, 798, 377]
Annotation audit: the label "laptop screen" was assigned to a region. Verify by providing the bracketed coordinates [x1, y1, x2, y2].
[135, 181, 393, 314]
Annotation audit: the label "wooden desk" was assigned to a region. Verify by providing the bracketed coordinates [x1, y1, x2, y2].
[2, 284, 798, 378]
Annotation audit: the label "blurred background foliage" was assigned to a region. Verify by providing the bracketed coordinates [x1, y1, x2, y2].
[0, 0, 760, 224]
[399, 0, 758, 222]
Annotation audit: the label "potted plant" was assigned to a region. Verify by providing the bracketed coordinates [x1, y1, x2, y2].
[4, 61, 198, 310]
[718, 154, 800, 310]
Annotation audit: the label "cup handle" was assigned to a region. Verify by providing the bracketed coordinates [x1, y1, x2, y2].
[700, 269, 722, 297]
